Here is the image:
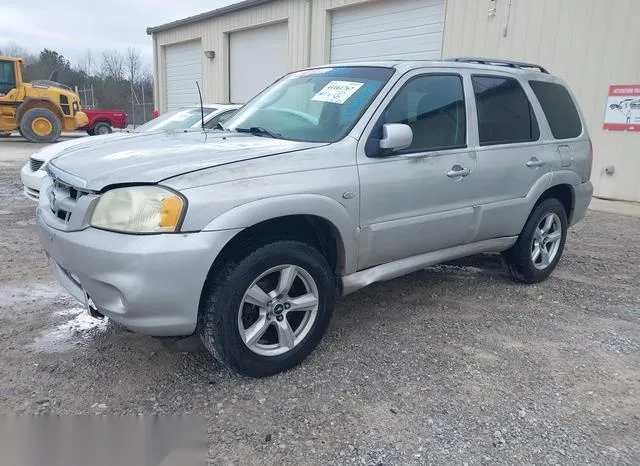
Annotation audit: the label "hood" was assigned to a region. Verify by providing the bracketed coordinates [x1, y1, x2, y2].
[31, 133, 139, 163]
[49, 130, 326, 190]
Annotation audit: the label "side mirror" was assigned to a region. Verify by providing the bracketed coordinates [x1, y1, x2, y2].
[379, 123, 413, 152]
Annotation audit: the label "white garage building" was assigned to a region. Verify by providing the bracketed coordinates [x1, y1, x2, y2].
[147, 0, 640, 202]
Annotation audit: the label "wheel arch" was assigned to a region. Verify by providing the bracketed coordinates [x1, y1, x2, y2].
[197, 195, 358, 312]
[92, 119, 112, 126]
[201, 194, 358, 275]
[17, 98, 63, 122]
[519, 172, 579, 233]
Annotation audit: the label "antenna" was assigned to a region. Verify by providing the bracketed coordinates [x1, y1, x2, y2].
[196, 81, 205, 132]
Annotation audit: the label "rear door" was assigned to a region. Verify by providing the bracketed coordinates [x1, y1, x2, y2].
[467, 73, 555, 241]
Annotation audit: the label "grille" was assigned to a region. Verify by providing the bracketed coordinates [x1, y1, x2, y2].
[30, 158, 45, 172]
[48, 176, 90, 224]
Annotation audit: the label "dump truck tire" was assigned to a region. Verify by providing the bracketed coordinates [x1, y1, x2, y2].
[19, 108, 62, 143]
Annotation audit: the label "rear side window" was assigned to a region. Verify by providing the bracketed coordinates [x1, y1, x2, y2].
[472, 76, 539, 146]
[529, 80, 582, 139]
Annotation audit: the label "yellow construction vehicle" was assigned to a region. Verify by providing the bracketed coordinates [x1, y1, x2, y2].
[0, 56, 88, 142]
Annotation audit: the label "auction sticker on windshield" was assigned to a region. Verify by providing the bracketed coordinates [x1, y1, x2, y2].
[312, 81, 364, 104]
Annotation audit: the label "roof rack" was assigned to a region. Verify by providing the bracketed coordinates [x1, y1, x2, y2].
[447, 57, 549, 74]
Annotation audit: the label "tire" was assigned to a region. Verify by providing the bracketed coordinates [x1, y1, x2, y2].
[19, 108, 62, 143]
[86, 129, 95, 136]
[503, 198, 568, 284]
[93, 122, 112, 135]
[198, 240, 335, 377]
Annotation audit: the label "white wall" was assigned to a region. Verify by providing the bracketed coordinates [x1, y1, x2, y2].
[442, 0, 640, 202]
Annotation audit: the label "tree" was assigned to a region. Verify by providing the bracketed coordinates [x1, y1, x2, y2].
[126, 47, 141, 85]
[0, 43, 35, 62]
[101, 50, 125, 81]
[77, 49, 93, 76]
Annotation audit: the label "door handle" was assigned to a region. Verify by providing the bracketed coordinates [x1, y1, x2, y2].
[526, 158, 546, 168]
[447, 165, 470, 178]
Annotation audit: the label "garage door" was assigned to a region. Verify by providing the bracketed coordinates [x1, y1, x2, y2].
[229, 22, 288, 104]
[330, 0, 446, 63]
[165, 40, 203, 111]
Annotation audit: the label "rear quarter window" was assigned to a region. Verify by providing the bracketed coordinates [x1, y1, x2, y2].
[529, 80, 583, 139]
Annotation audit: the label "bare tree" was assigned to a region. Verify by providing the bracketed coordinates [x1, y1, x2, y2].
[0, 42, 37, 63]
[101, 49, 125, 81]
[126, 47, 142, 85]
[77, 49, 93, 76]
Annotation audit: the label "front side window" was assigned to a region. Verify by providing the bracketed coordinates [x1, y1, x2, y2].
[224, 67, 395, 143]
[529, 80, 582, 139]
[472, 75, 539, 146]
[381, 74, 466, 152]
[0, 61, 16, 94]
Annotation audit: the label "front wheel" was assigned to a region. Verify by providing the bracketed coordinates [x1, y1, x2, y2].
[19, 108, 62, 143]
[503, 198, 568, 284]
[198, 240, 335, 377]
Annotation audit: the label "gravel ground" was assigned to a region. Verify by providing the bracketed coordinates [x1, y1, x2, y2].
[1, 138, 639, 465]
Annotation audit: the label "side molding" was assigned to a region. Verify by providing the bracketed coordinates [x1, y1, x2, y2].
[341, 237, 517, 295]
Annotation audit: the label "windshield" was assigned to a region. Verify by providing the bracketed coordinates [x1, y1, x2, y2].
[224, 67, 395, 142]
[135, 107, 216, 132]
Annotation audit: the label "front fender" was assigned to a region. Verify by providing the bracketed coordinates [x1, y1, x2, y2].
[202, 194, 359, 274]
[17, 97, 60, 121]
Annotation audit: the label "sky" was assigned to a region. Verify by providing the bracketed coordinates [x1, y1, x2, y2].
[0, 0, 241, 69]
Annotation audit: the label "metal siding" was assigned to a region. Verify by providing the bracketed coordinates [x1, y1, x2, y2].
[443, 0, 640, 202]
[330, 0, 446, 62]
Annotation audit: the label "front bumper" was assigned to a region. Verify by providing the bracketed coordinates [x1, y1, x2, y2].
[20, 163, 47, 201]
[36, 206, 241, 336]
[73, 111, 89, 130]
[571, 180, 593, 225]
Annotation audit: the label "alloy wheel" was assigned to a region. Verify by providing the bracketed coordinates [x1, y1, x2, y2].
[531, 212, 562, 270]
[238, 264, 319, 356]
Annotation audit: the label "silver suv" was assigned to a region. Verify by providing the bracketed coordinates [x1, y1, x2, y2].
[36, 58, 593, 377]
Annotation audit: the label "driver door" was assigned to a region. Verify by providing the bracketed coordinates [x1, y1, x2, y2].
[356, 70, 479, 270]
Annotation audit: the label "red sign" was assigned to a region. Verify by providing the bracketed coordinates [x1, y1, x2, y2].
[604, 85, 640, 132]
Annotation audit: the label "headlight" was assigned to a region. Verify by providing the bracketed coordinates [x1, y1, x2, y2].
[90, 186, 185, 233]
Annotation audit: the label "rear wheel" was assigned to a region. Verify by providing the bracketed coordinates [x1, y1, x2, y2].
[19, 108, 62, 143]
[93, 122, 112, 135]
[198, 240, 335, 377]
[503, 198, 568, 284]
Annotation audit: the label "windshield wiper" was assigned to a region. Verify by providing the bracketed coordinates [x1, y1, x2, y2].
[235, 126, 281, 139]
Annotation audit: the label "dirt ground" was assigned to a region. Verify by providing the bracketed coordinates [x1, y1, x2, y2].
[1, 137, 639, 465]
